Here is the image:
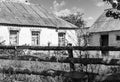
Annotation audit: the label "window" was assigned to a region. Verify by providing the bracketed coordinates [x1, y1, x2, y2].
[116, 35, 120, 41]
[58, 32, 66, 46]
[31, 31, 40, 45]
[9, 30, 19, 45]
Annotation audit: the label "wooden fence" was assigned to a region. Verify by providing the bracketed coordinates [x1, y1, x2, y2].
[0, 45, 120, 76]
[1, 46, 120, 51]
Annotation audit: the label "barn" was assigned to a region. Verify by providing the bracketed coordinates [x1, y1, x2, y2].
[89, 9, 120, 58]
[0, 0, 78, 47]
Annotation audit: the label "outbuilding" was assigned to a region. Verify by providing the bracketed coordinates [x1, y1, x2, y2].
[89, 9, 120, 58]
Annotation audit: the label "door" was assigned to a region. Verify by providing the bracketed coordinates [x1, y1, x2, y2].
[100, 35, 109, 46]
[100, 34, 109, 56]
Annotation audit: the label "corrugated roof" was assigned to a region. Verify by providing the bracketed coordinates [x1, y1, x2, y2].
[89, 9, 120, 33]
[0, 1, 78, 29]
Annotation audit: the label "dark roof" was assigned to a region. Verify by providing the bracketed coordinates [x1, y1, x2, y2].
[0, 1, 77, 29]
[89, 9, 120, 33]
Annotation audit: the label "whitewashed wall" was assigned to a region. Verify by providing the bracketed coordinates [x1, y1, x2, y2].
[109, 31, 120, 46]
[89, 33, 100, 46]
[88, 33, 101, 57]
[0, 26, 9, 45]
[108, 31, 120, 57]
[90, 31, 120, 47]
[66, 30, 78, 46]
[89, 31, 120, 58]
[0, 26, 77, 46]
[88, 31, 120, 74]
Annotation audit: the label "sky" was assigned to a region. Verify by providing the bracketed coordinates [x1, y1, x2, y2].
[30, 0, 111, 27]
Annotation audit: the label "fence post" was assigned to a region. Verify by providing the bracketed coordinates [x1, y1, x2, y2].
[67, 43, 75, 71]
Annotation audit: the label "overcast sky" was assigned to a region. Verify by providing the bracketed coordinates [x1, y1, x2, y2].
[30, 0, 111, 27]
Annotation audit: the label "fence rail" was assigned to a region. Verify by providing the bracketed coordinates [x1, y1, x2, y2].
[1, 45, 120, 51]
[0, 56, 119, 66]
[0, 67, 98, 77]
[0, 46, 120, 65]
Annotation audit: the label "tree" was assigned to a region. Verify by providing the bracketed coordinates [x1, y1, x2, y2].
[60, 11, 90, 75]
[103, 0, 120, 19]
[60, 12, 87, 46]
[103, 0, 120, 9]
[60, 12, 103, 82]
[60, 12, 85, 28]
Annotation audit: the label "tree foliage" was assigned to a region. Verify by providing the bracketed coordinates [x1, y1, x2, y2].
[60, 12, 85, 28]
[103, 0, 120, 9]
[103, 0, 120, 19]
[60, 12, 87, 46]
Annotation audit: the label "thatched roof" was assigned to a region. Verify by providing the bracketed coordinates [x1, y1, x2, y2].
[0, 1, 78, 29]
[89, 9, 120, 33]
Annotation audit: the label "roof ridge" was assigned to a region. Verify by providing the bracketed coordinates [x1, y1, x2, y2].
[0, 0, 30, 4]
[0, 0, 44, 6]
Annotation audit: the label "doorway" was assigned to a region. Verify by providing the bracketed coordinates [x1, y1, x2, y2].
[100, 34, 109, 56]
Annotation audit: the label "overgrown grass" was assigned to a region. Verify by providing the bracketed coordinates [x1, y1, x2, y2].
[0, 49, 70, 82]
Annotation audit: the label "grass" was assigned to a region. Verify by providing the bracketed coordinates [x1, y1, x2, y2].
[0, 59, 69, 82]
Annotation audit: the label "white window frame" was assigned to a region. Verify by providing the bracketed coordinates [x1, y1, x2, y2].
[58, 32, 66, 46]
[9, 30, 19, 45]
[31, 29, 41, 46]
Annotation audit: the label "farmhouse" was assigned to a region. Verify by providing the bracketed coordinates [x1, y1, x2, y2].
[0, 0, 78, 47]
[89, 9, 120, 58]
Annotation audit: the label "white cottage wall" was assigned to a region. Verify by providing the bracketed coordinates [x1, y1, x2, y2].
[0, 26, 77, 47]
[0, 26, 9, 45]
[19, 27, 31, 45]
[66, 30, 78, 46]
[14, 27, 59, 46]
[40, 28, 58, 46]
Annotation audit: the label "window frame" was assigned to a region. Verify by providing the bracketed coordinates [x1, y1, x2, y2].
[31, 30, 41, 46]
[9, 30, 19, 45]
[58, 32, 66, 46]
